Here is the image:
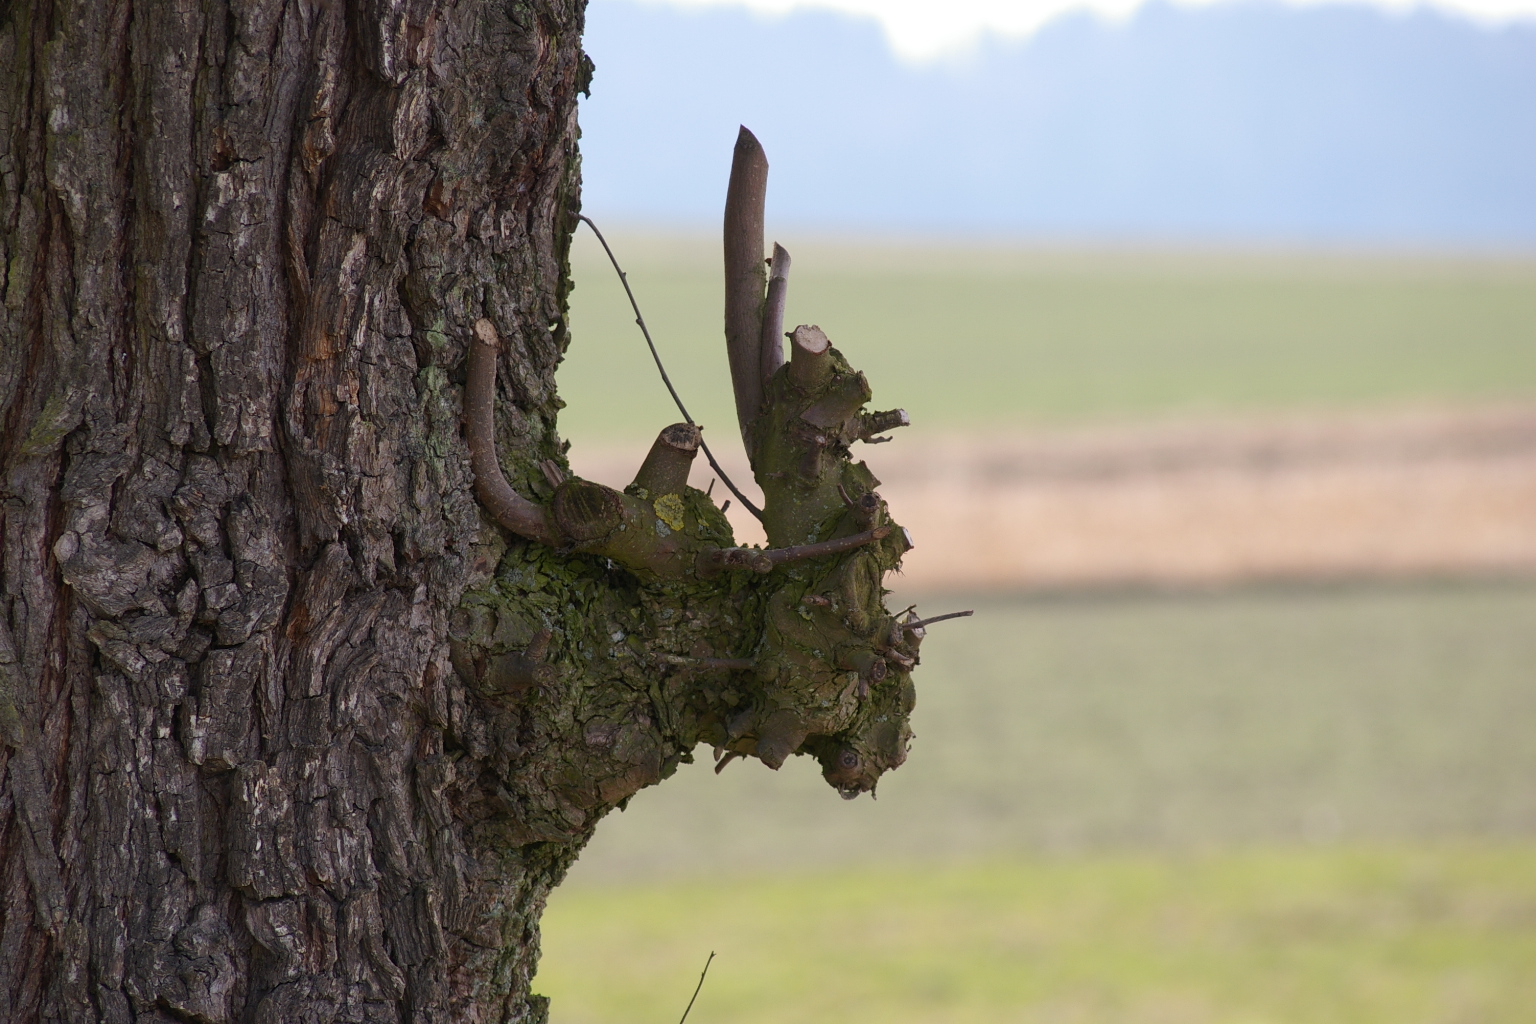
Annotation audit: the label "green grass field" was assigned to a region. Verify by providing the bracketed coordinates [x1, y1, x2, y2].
[542, 237, 1536, 1023]
[541, 845, 1536, 1024]
[558, 234, 1536, 441]
[538, 582, 1536, 1022]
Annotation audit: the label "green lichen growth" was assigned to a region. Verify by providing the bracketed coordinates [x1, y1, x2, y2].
[19, 390, 81, 457]
[652, 493, 686, 532]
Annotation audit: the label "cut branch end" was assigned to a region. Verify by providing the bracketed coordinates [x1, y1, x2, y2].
[788, 324, 832, 390]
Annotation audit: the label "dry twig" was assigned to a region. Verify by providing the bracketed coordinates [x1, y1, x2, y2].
[678, 952, 716, 1024]
[576, 213, 764, 520]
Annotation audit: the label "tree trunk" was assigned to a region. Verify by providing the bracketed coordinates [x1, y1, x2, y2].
[1, 2, 590, 1020]
[1, 5, 928, 1022]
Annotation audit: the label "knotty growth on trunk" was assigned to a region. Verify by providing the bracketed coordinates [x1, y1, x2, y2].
[0, 6, 925, 1023]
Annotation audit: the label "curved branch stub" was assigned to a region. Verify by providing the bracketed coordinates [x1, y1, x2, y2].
[465, 319, 561, 546]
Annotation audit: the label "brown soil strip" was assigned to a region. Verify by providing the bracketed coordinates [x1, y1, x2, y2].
[568, 406, 1536, 593]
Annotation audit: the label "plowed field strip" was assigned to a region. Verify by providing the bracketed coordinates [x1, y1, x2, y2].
[568, 406, 1536, 591]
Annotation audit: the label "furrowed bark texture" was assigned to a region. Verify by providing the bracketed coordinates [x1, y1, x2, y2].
[0, 2, 593, 1021]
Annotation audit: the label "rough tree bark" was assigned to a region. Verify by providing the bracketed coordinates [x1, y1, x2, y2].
[0, 4, 923, 1023]
[0, 1, 592, 1019]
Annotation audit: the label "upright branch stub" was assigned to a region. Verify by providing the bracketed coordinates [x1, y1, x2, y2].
[724, 126, 770, 446]
[789, 324, 832, 390]
[632, 422, 702, 496]
[760, 243, 792, 386]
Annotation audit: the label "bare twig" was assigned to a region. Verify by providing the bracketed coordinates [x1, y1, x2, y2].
[724, 126, 769, 443]
[465, 320, 562, 546]
[904, 610, 974, 630]
[576, 214, 764, 521]
[765, 525, 891, 567]
[760, 243, 791, 386]
[678, 952, 716, 1024]
[698, 526, 890, 577]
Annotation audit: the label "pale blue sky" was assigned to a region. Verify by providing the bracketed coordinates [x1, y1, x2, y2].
[618, 0, 1536, 57]
[577, 0, 1536, 243]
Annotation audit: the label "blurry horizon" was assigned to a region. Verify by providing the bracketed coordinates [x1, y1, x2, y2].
[578, 0, 1536, 245]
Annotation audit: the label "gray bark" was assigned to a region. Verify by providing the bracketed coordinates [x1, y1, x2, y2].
[0, 2, 592, 1020]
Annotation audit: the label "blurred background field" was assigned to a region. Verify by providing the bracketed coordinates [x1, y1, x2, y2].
[551, 584, 1536, 875]
[537, 583, 1536, 1022]
[543, 846, 1536, 1024]
[558, 234, 1536, 443]
[539, 0, 1536, 1019]
[538, 237, 1536, 1022]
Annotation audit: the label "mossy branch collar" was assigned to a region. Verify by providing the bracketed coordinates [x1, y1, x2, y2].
[458, 129, 933, 801]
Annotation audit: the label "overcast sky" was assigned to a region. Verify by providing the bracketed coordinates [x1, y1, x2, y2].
[616, 0, 1536, 57]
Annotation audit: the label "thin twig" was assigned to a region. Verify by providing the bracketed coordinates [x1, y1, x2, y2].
[698, 526, 890, 578]
[905, 610, 974, 630]
[765, 526, 890, 566]
[678, 951, 716, 1024]
[577, 214, 764, 521]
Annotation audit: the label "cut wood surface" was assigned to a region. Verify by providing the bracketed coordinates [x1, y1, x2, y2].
[569, 405, 1536, 592]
